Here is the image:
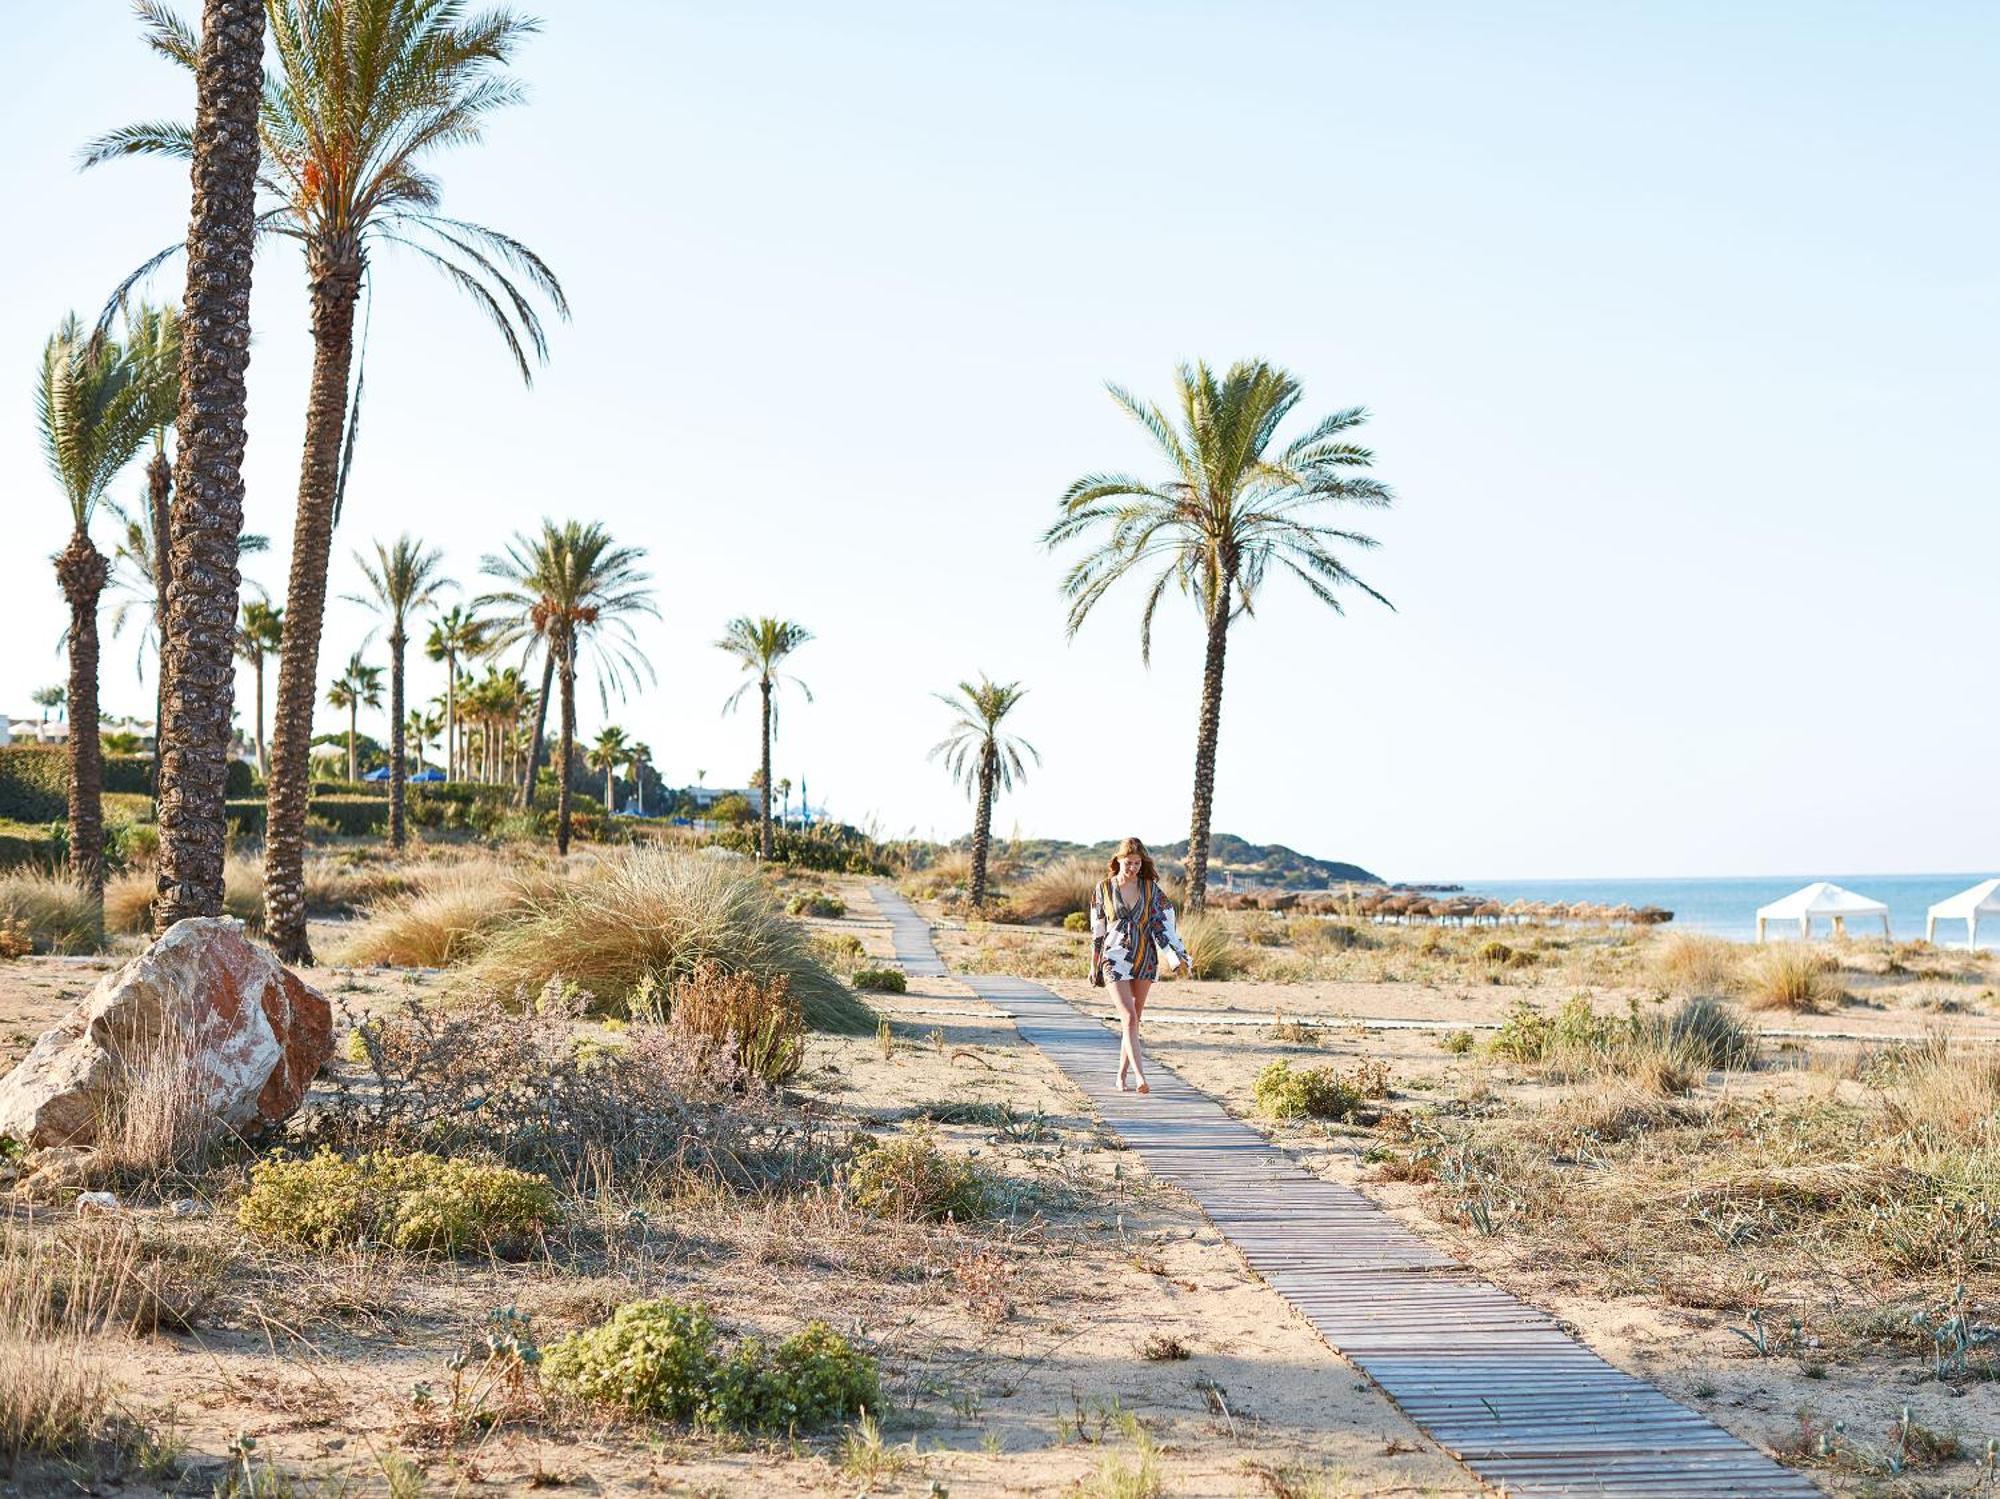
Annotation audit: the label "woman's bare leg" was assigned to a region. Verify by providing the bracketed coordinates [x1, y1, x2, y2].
[1111, 978, 1144, 1089]
[1130, 979, 1153, 1087]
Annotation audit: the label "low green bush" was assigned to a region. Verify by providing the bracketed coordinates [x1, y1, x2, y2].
[851, 967, 906, 993]
[1439, 1029, 1477, 1055]
[543, 1298, 877, 1431]
[845, 1129, 993, 1221]
[787, 890, 847, 918]
[1477, 940, 1514, 964]
[236, 1149, 559, 1255]
[1061, 911, 1090, 932]
[1253, 1060, 1363, 1121]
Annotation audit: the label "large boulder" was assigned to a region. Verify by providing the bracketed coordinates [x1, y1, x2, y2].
[0, 917, 332, 1149]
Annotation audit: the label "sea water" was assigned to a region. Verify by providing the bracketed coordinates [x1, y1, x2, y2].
[1450, 873, 1999, 947]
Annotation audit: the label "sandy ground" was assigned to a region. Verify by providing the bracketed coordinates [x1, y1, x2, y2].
[1, 895, 1479, 1498]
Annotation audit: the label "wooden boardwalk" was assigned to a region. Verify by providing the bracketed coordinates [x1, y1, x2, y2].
[871, 886, 1820, 1497]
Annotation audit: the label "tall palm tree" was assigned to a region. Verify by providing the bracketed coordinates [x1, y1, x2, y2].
[38, 315, 159, 899]
[234, 597, 283, 777]
[424, 603, 487, 782]
[628, 740, 651, 817]
[90, 0, 568, 962]
[715, 618, 812, 860]
[348, 536, 449, 849]
[326, 652, 383, 785]
[406, 706, 442, 775]
[930, 677, 1038, 908]
[480, 522, 655, 854]
[1044, 360, 1392, 909]
[587, 725, 627, 813]
[151, 0, 266, 930]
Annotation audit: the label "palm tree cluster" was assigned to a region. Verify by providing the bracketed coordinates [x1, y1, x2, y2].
[32, 3, 1402, 959]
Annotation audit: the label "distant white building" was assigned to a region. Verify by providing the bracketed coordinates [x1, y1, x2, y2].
[684, 785, 764, 813]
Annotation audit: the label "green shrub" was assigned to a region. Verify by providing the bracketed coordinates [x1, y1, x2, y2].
[236, 1149, 559, 1255]
[0, 746, 68, 821]
[1439, 1029, 1476, 1055]
[1253, 1060, 1364, 1121]
[543, 1298, 878, 1432]
[787, 891, 847, 918]
[712, 820, 890, 875]
[1062, 910, 1090, 933]
[1486, 996, 1618, 1063]
[846, 1129, 993, 1221]
[305, 795, 391, 837]
[1477, 940, 1514, 964]
[851, 967, 906, 994]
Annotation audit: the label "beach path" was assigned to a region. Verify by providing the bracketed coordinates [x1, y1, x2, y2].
[870, 883, 1822, 1498]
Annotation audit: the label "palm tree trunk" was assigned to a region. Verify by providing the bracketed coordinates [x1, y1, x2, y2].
[443, 649, 457, 781]
[1184, 581, 1232, 912]
[56, 529, 109, 906]
[759, 676, 773, 860]
[347, 703, 357, 785]
[147, 447, 171, 799]
[555, 629, 576, 856]
[265, 255, 362, 965]
[388, 626, 407, 850]
[519, 642, 554, 809]
[252, 654, 267, 777]
[153, 3, 263, 928]
[971, 743, 996, 908]
[604, 763, 615, 811]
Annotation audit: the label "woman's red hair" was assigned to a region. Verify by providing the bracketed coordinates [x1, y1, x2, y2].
[1105, 837, 1159, 884]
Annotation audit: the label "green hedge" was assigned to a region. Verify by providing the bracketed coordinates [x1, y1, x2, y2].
[1, 745, 251, 822]
[226, 794, 390, 837]
[0, 747, 67, 822]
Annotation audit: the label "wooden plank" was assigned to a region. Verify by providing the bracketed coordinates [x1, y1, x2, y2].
[867, 886, 1821, 1499]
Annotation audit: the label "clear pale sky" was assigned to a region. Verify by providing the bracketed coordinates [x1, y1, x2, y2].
[3, 2, 1995, 881]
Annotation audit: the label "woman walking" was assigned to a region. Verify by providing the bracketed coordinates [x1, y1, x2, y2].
[1090, 837, 1192, 1092]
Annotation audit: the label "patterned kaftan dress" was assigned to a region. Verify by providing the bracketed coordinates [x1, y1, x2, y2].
[1091, 878, 1191, 983]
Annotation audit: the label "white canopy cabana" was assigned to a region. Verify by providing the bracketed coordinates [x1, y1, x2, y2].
[1755, 881, 1890, 942]
[1927, 878, 2000, 948]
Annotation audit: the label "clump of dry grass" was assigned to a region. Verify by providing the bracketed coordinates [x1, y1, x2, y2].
[337, 860, 558, 968]
[1007, 857, 1102, 925]
[330, 991, 831, 1187]
[0, 1334, 129, 1477]
[1745, 945, 1845, 1012]
[1177, 911, 1242, 981]
[0, 871, 101, 953]
[92, 1024, 241, 1190]
[1875, 1031, 2000, 1143]
[1650, 932, 1742, 997]
[105, 857, 263, 937]
[465, 848, 871, 1033]
[0, 1220, 231, 1338]
[659, 960, 806, 1085]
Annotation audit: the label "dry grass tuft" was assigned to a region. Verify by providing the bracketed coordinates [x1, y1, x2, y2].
[1745, 945, 1845, 1012]
[1008, 857, 1103, 925]
[92, 1023, 242, 1190]
[1178, 911, 1243, 981]
[466, 848, 871, 1032]
[0, 1334, 129, 1475]
[337, 860, 557, 968]
[662, 960, 806, 1085]
[0, 871, 101, 953]
[1650, 932, 1741, 997]
[105, 858, 263, 936]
